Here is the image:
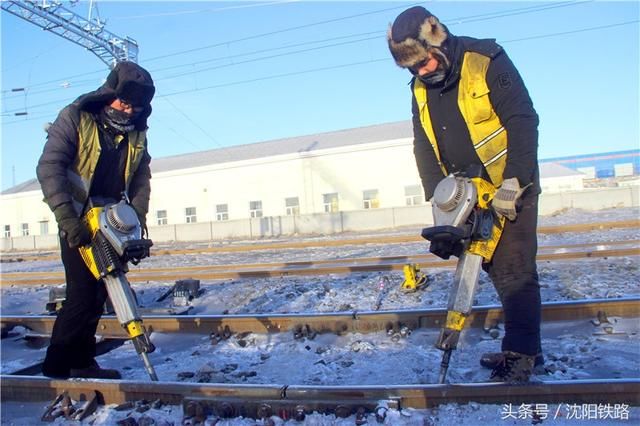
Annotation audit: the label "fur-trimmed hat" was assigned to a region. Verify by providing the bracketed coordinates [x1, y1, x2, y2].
[387, 6, 448, 68]
[105, 61, 155, 106]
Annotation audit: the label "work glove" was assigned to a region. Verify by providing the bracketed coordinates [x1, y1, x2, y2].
[54, 203, 92, 249]
[492, 177, 530, 221]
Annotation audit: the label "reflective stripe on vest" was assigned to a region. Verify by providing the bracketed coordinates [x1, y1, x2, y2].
[413, 51, 508, 186]
[67, 111, 147, 213]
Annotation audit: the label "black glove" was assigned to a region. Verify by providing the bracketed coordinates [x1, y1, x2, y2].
[429, 239, 464, 260]
[54, 203, 91, 249]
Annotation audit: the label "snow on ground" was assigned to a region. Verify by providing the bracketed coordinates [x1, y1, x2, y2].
[1, 207, 639, 425]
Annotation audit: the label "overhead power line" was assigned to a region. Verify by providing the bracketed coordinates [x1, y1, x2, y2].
[2, 0, 581, 95]
[143, 2, 419, 63]
[3, 16, 637, 119]
[2, 31, 381, 101]
[109, 0, 298, 20]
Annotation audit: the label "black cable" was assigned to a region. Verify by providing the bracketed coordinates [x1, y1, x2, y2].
[2, 1, 584, 94]
[143, 3, 418, 62]
[4, 16, 636, 117]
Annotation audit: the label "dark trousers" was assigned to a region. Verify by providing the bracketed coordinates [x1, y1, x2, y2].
[42, 236, 108, 377]
[483, 194, 541, 356]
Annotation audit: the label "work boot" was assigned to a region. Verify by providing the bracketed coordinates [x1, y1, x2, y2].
[69, 361, 121, 380]
[489, 351, 535, 383]
[481, 351, 544, 369]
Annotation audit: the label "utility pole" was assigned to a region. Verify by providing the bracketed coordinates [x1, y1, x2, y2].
[1, 0, 138, 67]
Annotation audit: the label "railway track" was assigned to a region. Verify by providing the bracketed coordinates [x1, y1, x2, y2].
[1, 375, 638, 417]
[2, 298, 639, 419]
[1, 219, 638, 263]
[2, 243, 638, 287]
[1, 222, 638, 422]
[2, 297, 638, 338]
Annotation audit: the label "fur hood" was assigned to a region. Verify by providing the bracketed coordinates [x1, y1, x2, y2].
[73, 61, 155, 131]
[387, 6, 448, 68]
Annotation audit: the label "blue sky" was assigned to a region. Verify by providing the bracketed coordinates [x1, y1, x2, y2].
[1, 1, 639, 190]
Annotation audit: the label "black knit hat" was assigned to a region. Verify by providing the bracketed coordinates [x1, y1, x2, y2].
[105, 61, 155, 106]
[387, 6, 448, 68]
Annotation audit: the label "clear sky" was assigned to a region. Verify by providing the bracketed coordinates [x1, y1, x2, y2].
[1, 0, 638, 191]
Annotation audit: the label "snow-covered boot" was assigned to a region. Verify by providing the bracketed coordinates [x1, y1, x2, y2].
[489, 351, 535, 383]
[69, 360, 121, 380]
[481, 351, 544, 369]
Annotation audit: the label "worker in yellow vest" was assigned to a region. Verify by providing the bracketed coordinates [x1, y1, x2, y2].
[388, 6, 542, 382]
[37, 61, 155, 380]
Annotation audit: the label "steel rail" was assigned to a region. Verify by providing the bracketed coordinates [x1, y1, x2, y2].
[1, 219, 638, 262]
[149, 219, 640, 255]
[5, 238, 639, 279]
[2, 246, 639, 287]
[2, 297, 638, 339]
[1, 375, 638, 412]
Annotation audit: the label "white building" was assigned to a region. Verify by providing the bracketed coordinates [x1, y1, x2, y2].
[1, 121, 421, 239]
[538, 162, 585, 193]
[0, 120, 616, 246]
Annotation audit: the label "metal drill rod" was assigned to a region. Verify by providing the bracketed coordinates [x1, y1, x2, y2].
[439, 350, 452, 384]
[436, 252, 484, 383]
[140, 352, 158, 381]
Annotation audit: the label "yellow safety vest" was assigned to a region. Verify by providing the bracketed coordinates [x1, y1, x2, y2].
[413, 51, 508, 186]
[67, 111, 147, 213]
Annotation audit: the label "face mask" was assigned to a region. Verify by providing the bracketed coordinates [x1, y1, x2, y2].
[101, 106, 136, 133]
[411, 47, 450, 86]
[417, 69, 447, 85]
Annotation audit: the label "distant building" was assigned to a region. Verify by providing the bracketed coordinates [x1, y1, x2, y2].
[539, 149, 640, 179]
[0, 121, 636, 236]
[539, 163, 585, 193]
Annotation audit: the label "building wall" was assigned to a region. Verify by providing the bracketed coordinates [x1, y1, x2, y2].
[147, 139, 422, 225]
[540, 175, 585, 193]
[0, 190, 55, 239]
[1, 139, 423, 235]
[3, 140, 637, 240]
[2, 185, 638, 251]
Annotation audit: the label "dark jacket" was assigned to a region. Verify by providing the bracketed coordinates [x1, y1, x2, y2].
[412, 35, 540, 199]
[37, 85, 152, 219]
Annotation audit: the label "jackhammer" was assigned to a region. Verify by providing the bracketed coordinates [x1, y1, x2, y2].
[421, 170, 505, 383]
[78, 196, 157, 381]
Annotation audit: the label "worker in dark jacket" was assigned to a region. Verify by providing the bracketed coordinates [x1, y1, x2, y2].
[37, 61, 155, 379]
[388, 7, 542, 382]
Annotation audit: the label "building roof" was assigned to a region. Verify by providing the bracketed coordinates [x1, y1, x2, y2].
[3, 120, 413, 195]
[1, 178, 40, 195]
[3, 120, 607, 195]
[539, 162, 585, 178]
[539, 149, 639, 164]
[150, 120, 413, 173]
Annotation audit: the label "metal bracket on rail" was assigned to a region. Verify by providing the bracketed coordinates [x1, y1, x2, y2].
[400, 264, 429, 292]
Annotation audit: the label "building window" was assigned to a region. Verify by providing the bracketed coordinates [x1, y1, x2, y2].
[362, 189, 380, 209]
[285, 197, 299, 216]
[323, 193, 339, 213]
[21, 223, 29, 236]
[185, 207, 197, 223]
[405, 185, 424, 206]
[3, 225, 10, 238]
[216, 204, 229, 221]
[39, 221, 49, 235]
[156, 210, 168, 226]
[249, 201, 263, 218]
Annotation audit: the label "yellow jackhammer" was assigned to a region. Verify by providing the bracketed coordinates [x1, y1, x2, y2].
[421, 171, 505, 383]
[78, 196, 157, 381]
